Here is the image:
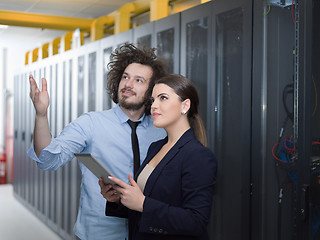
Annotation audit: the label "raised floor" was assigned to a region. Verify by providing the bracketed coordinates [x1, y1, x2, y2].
[0, 184, 62, 240]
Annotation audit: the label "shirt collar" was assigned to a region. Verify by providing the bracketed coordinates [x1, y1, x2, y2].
[114, 104, 151, 128]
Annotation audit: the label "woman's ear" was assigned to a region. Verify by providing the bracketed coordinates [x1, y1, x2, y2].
[181, 99, 191, 115]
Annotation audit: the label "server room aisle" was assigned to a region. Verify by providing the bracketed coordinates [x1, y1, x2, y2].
[0, 184, 62, 240]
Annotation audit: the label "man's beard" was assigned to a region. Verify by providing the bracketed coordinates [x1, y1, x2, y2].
[119, 96, 145, 110]
[118, 89, 146, 111]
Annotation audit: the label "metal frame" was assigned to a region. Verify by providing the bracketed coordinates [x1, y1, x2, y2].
[296, 0, 313, 239]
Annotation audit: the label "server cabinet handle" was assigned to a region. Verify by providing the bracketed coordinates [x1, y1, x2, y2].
[300, 184, 309, 221]
[14, 130, 18, 139]
[22, 132, 25, 141]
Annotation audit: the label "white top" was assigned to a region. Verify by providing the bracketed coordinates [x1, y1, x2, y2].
[137, 164, 155, 192]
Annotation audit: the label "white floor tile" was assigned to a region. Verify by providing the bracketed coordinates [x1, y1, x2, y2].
[0, 184, 62, 240]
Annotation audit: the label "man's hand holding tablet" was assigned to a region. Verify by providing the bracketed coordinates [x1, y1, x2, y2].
[75, 153, 115, 185]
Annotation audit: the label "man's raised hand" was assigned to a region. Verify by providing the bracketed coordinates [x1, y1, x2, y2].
[29, 74, 49, 117]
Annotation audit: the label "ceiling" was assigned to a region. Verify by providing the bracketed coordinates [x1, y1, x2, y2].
[0, 0, 134, 18]
[0, 0, 135, 50]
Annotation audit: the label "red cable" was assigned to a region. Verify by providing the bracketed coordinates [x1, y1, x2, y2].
[272, 142, 289, 163]
[272, 138, 319, 164]
[292, 0, 296, 24]
[284, 136, 296, 152]
[272, 143, 281, 161]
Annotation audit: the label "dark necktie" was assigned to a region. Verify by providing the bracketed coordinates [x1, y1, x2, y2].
[127, 119, 141, 175]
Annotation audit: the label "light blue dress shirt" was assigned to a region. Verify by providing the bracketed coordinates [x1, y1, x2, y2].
[27, 104, 166, 240]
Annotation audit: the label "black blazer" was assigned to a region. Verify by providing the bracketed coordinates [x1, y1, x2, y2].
[106, 128, 217, 240]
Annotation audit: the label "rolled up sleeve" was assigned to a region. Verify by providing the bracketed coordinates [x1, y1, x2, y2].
[26, 113, 93, 170]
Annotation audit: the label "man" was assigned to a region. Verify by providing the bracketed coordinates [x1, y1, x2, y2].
[27, 44, 167, 240]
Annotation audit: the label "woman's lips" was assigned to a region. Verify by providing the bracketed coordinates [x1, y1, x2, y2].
[152, 113, 161, 118]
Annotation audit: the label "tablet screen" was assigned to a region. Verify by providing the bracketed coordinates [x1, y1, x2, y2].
[75, 153, 115, 184]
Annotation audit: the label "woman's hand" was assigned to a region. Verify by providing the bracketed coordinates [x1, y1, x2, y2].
[99, 178, 120, 203]
[109, 174, 145, 212]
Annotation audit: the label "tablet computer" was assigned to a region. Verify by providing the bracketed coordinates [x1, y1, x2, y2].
[75, 153, 115, 185]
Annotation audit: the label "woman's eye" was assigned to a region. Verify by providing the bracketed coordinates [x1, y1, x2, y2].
[122, 75, 128, 79]
[160, 96, 168, 101]
[137, 79, 143, 83]
[150, 98, 154, 103]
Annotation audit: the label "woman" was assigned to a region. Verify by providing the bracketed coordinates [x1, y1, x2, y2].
[99, 74, 217, 240]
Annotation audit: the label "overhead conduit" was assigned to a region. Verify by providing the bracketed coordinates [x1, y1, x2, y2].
[0, 0, 207, 64]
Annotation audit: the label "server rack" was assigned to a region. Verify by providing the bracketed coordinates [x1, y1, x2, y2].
[13, 75, 18, 193]
[60, 52, 75, 238]
[133, 21, 155, 49]
[212, 1, 253, 239]
[13, 1, 317, 239]
[37, 64, 45, 224]
[154, 13, 180, 74]
[114, 29, 133, 49]
[68, 52, 80, 239]
[180, 1, 213, 142]
[101, 35, 115, 111]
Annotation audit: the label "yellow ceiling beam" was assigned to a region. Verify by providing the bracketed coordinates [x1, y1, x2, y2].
[0, 10, 93, 31]
[42, 43, 49, 59]
[114, 3, 136, 34]
[91, 15, 114, 41]
[63, 31, 74, 51]
[22, 0, 206, 65]
[80, 32, 85, 46]
[109, 0, 150, 34]
[132, 0, 152, 15]
[32, 48, 39, 63]
[52, 37, 61, 55]
[150, 0, 169, 22]
[25, 51, 30, 65]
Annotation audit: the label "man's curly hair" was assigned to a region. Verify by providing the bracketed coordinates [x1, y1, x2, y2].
[107, 43, 168, 115]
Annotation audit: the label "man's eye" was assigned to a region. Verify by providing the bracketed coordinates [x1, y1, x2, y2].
[137, 79, 142, 83]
